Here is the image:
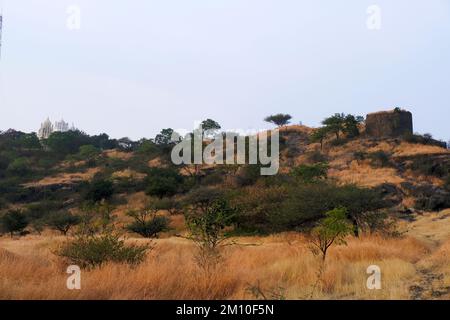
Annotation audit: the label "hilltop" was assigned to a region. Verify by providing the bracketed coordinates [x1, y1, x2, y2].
[0, 111, 450, 300]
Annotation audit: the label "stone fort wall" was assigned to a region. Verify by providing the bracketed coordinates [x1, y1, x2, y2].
[365, 109, 413, 138]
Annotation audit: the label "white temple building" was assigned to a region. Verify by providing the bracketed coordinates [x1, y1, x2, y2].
[37, 118, 76, 139]
[37, 118, 54, 140]
[54, 119, 69, 132]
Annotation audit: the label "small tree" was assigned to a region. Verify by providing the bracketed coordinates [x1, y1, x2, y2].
[310, 127, 328, 150]
[308, 207, 353, 298]
[0, 210, 28, 237]
[45, 211, 81, 235]
[78, 145, 100, 160]
[154, 128, 177, 148]
[126, 201, 170, 238]
[152, 197, 182, 215]
[308, 207, 353, 262]
[145, 168, 184, 198]
[85, 179, 114, 203]
[343, 114, 364, 138]
[322, 113, 345, 140]
[185, 198, 236, 271]
[264, 114, 292, 127]
[200, 119, 221, 137]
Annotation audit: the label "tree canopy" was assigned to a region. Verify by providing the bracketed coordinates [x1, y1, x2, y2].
[264, 114, 292, 127]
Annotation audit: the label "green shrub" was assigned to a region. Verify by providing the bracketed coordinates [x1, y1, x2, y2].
[291, 163, 328, 183]
[445, 176, 450, 191]
[145, 167, 184, 198]
[126, 212, 169, 238]
[368, 151, 391, 167]
[0, 210, 28, 237]
[7, 157, 32, 177]
[305, 151, 327, 164]
[57, 234, 150, 269]
[410, 158, 449, 178]
[402, 133, 447, 148]
[271, 182, 388, 235]
[85, 179, 114, 203]
[78, 145, 100, 159]
[353, 151, 367, 162]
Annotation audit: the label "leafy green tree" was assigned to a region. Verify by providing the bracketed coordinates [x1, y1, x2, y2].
[185, 196, 236, 271]
[137, 139, 158, 155]
[291, 163, 329, 183]
[322, 113, 345, 140]
[155, 128, 175, 146]
[85, 179, 114, 203]
[183, 186, 225, 215]
[145, 168, 183, 198]
[200, 119, 221, 137]
[17, 133, 41, 150]
[321, 113, 363, 140]
[343, 114, 364, 138]
[45, 211, 81, 235]
[307, 207, 353, 298]
[310, 127, 328, 150]
[152, 197, 182, 215]
[89, 133, 117, 150]
[78, 145, 100, 159]
[0, 210, 28, 237]
[308, 207, 353, 261]
[264, 114, 292, 127]
[272, 182, 388, 235]
[44, 130, 91, 156]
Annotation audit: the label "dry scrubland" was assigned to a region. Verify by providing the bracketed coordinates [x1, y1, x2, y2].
[1, 210, 449, 300]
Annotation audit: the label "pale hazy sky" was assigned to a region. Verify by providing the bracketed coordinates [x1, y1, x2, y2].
[0, 0, 449, 140]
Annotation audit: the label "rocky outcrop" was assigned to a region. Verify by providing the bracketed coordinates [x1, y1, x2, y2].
[366, 109, 413, 138]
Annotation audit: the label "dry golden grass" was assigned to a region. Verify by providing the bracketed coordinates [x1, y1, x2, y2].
[329, 162, 404, 187]
[0, 233, 433, 300]
[103, 150, 133, 160]
[400, 210, 450, 246]
[111, 169, 146, 180]
[23, 168, 100, 187]
[393, 143, 449, 157]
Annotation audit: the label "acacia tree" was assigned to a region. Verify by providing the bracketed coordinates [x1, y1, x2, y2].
[126, 199, 170, 238]
[322, 113, 345, 140]
[45, 211, 81, 236]
[321, 113, 363, 141]
[308, 207, 353, 298]
[0, 210, 28, 238]
[264, 114, 292, 127]
[343, 114, 364, 138]
[185, 198, 236, 272]
[200, 119, 221, 138]
[308, 207, 353, 262]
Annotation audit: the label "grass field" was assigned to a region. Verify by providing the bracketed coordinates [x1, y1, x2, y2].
[1, 210, 449, 300]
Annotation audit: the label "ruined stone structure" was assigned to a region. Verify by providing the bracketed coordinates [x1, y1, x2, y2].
[365, 109, 413, 138]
